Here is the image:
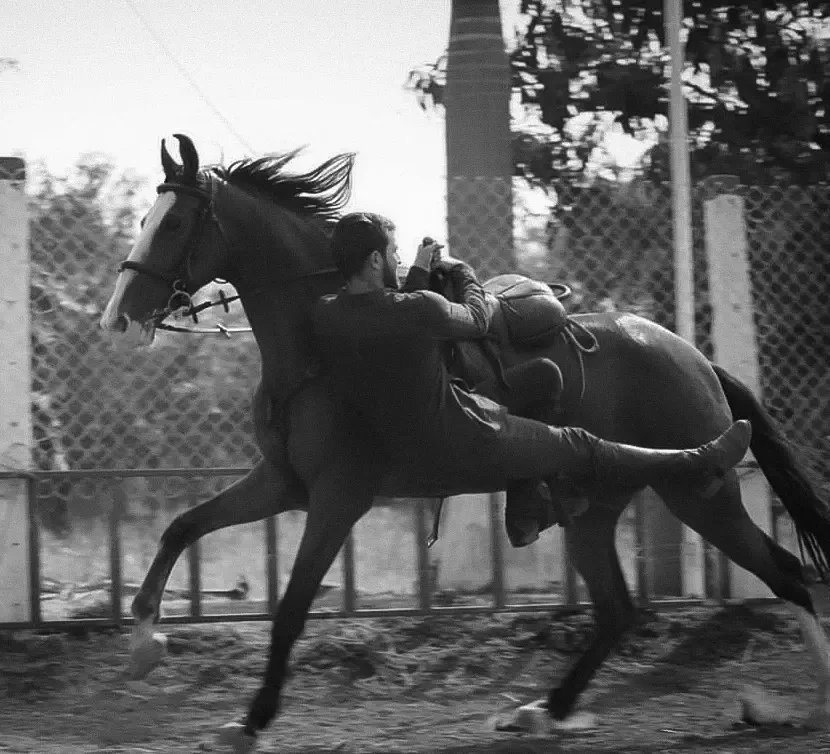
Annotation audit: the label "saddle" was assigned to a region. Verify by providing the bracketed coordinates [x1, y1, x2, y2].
[431, 269, 569, 352]
[429, 268, 582, 399]
[423, 267, 601, 544]
[483, 274, 569, 350]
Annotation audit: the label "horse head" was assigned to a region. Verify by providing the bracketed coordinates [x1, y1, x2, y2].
[100, 134, 233, 342]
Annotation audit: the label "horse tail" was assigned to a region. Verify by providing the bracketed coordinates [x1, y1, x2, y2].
[712, 362, 830, 576]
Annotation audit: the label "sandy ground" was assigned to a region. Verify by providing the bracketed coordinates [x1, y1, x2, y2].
[4, 605, 830, 753]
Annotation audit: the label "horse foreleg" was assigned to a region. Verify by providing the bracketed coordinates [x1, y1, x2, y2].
[130, 460, 306, 678]
[222, 459, 373, 749]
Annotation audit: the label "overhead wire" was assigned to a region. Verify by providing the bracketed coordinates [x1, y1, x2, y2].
[122, 0, 256, 154]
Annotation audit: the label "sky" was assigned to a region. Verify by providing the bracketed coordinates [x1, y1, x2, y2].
[1, 0, 524, 262]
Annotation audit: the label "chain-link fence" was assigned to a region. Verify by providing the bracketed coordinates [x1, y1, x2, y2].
[2, 158, 828, 624]
[445, 177, 829, 479]
[447, 176, 828, 597]
[28, 173, 825, 483]
[24, 171, 262, 540]
[536, 181, 828, 489]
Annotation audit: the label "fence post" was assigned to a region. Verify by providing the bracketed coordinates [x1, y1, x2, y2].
[704, 180, 773, 600]
[0, 157, 32, 623]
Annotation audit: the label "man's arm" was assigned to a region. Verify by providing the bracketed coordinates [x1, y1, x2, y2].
[399, 238, 439, 292]
[403, 260, 490, 339]
[400, 265, 430, 292]
[314, 258, 490, 342]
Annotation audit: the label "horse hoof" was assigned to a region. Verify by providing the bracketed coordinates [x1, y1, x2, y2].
[129, 620, 167, 679]
[217, 722, 257, 752]
[492, 698, 546, 734]
[551, 710, 598, 731]
[739, 684, 794, 726]
[492, 698, 595, 735]
[512, 698, 551, 734]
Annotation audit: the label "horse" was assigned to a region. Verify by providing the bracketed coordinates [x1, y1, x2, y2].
[100, 134, 830, 751]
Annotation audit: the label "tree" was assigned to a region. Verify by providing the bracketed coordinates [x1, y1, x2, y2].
[410, 0, 830, 186]
[28, 157, 263, 536]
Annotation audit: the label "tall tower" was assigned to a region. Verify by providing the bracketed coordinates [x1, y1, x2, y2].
[445, 0, 516, 276]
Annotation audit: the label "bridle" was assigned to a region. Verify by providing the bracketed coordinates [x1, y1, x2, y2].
[118, 180, 235, 327]
[117, 177, 341, 335]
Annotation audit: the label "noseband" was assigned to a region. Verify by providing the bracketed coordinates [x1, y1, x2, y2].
[118, 181, 231, 318]
[116, 178, 342, 335]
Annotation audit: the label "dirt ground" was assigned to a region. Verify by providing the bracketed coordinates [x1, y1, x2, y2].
[4, 605, 830, 753]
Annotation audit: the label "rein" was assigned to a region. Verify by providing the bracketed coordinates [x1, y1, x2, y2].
[154, 268, 340, 337]
[118, 178, 339, 336]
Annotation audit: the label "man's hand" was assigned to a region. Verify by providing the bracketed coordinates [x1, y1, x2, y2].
[412, 237, 445, 272]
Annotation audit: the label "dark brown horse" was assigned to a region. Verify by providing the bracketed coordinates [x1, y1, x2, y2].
[101, 135, 830, 751]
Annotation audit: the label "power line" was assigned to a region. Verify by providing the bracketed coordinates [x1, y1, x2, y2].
[122, 0, 256, 154]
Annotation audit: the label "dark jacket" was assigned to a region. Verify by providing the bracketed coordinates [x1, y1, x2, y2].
[312, 262, 511, 472]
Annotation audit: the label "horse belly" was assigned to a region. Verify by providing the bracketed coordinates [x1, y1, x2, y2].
[284, 383, 340, 483]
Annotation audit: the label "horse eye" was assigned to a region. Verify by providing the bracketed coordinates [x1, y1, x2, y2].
[163, 216, 182, 231]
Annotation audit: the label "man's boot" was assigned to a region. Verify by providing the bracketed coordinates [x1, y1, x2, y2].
[494, 358, 572, 546]
[505, 479, 548, 547]
[505, 478, 591, 547]
[560, 420, 752, 496]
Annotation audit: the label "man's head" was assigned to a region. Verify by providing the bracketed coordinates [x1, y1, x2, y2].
[331, 212, 400, 290]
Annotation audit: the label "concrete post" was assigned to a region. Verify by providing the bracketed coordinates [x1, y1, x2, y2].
[0, 157, 32, 622]
[704, 182, 773, 600]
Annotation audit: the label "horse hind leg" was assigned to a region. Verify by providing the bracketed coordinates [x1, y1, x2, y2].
[503, 498, 633, 733]
[655, 474, 830, 727]
[548, 500, 636, 723]
[130, 460, 306, 679]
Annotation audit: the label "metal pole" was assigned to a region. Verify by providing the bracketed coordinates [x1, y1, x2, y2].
[633, 499, 651, 607]
[342, 532, 357, 614]
[265, 515, 279, 613]
[27, 476, 41, 625]
[188, 540, 202, 617]
[664, 0, 706, 600]
[664, 0, 694, 343]
[563, 538, 578, 606]
[414, 501, 432, 612]
[488, 494, 506, 609]
[110, 482, 125, 625]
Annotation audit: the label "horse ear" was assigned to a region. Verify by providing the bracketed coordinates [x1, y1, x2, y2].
[174, 133, 199, 179]
[160, 138, 178, 180]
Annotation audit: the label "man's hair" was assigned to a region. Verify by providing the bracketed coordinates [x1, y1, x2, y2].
[331, 212, 396, 279]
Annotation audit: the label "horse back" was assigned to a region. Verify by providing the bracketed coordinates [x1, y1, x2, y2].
[458, 307, 730, 446]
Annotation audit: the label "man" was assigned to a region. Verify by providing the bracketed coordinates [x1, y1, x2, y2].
[312, 212, 751, 544]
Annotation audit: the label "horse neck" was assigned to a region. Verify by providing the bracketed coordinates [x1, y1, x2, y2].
[220, 183, 334, 292]
[220, 189, 341, 397]
[236, 275, 340, 399]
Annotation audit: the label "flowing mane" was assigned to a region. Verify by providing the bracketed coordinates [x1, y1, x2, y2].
[207, 149, 355, 222]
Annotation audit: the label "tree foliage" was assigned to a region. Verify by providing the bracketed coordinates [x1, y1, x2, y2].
[410, 0, 830, 185]
[28, 157, 259, 534]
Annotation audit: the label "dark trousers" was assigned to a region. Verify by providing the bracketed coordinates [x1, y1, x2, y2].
[473, 358, 562, 425]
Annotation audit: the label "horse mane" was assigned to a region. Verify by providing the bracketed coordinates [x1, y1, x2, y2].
[207, 149, 355, 223]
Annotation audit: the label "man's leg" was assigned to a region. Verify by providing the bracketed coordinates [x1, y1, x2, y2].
[474, 358, 578, 546]
[485, 417, 752, 501]
[474, 358, 562, 419]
